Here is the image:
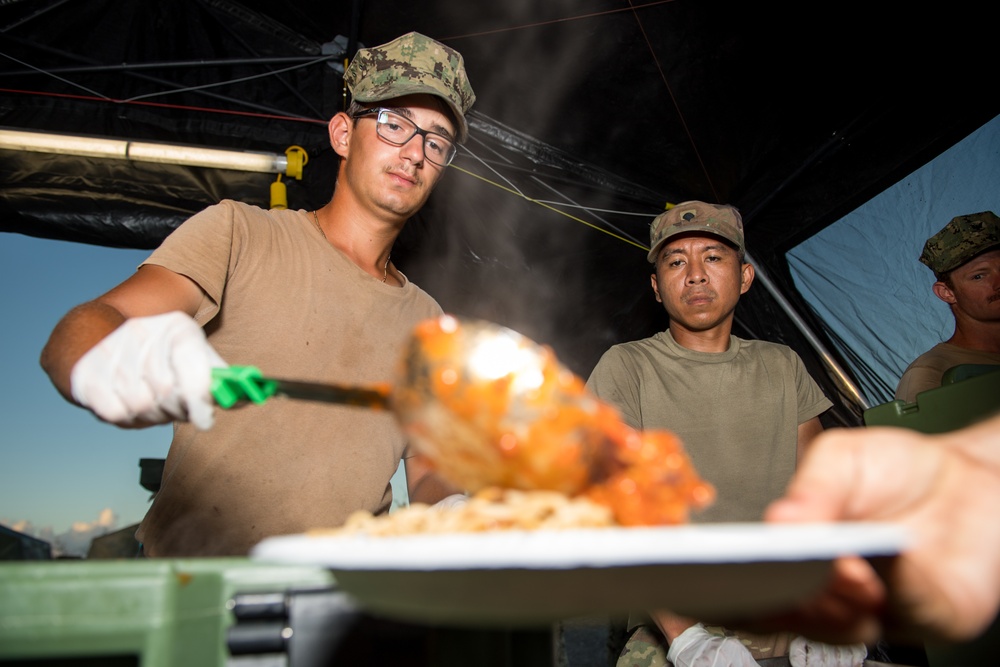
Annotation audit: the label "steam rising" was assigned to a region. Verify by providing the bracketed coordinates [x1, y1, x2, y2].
[402, 4, 662, 378]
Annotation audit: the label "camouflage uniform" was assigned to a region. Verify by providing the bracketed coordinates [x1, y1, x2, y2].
[919, 210, 1000, 276]
[618, 624, 793, 667]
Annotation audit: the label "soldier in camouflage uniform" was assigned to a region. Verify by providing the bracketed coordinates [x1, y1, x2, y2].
[41, 32, 475, 557]
[895, 211, 1000, 403]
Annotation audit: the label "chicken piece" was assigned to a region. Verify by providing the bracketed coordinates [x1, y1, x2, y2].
[392, 315, 715, 526]
[583, 422, 716, 526]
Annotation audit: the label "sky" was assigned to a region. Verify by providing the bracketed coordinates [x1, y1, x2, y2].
[0, 234, 173, 556]
[0, 231, 410, 557]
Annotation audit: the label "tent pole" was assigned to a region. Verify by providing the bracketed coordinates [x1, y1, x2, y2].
[745, 251, 871, 410]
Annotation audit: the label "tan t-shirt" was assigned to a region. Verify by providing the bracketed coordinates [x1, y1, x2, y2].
[588, 330, 831, 656]
[135, 200, 443, 556]
[586, 330, 832, 523]
[894, 342, 1000, 403]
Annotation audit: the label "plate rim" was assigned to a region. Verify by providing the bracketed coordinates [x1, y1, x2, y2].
[250, 521, 909, 571]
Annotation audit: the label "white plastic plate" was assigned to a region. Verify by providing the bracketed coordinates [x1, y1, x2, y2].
[250, 522, 908, 627]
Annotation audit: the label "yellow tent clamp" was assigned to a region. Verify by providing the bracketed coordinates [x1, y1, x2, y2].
[284, 145, 308, 180]
[270, 146, 309, 210]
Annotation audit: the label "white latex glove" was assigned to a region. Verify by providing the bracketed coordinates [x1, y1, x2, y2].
[432, 493, 469, 510]
[70, 311, 227, 430]
[666, 623, 759, 667]
[789, 635, 867, 667]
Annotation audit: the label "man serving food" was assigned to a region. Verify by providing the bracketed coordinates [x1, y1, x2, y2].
[40, 32, 473, 557]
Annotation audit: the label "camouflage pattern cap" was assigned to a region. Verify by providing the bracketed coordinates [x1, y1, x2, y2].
[344, 32, 476, 143]
[919, 210, 1000, 274]
[647, 200, 745, 263]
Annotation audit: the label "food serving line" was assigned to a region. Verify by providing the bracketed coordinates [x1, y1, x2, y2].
[0, 317, 907, 665]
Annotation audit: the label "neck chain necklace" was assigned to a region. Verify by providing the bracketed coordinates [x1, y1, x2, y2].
[312, 210, 390, 283]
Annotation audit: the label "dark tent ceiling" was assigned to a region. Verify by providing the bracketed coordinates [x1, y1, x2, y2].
[1, 0, 996, 424]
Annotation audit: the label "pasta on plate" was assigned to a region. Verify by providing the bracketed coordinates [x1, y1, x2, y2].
[313, 487, 616, 537]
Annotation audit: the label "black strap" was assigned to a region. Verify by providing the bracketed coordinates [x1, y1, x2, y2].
[756, 658, 792, 667]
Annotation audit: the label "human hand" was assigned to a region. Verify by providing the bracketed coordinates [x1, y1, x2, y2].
[70, 311, 227, 430]
[788, 635, 866, 667]
[761, 417, 1000, 645]
[665, 623, 758, 667]
[432, 493, 469, 510]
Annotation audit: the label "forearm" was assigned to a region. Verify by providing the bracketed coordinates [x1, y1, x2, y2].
[408, 471, 464, 505]
[40, 265, 208, 407]
[40, 301, 126, 403]
[405, 453, 464, 505]
[795, 416, 824, 462]
[649, 609, 697, 642]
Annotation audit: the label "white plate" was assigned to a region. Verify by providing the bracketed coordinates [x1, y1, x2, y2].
[250, 522, 909, 627]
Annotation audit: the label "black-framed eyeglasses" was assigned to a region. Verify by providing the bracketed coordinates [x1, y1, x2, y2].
[353, 108, 457, 167]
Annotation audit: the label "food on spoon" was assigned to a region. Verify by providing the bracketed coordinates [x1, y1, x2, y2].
[391, 315, 714, 527]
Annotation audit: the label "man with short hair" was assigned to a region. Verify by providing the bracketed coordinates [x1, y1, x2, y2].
[587, 201, 861, 666]
[895, 210, 1000, 403]
[40, 32, 473, 557]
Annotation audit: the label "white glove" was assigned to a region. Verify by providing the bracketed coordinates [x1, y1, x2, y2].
[70, 311, 227, 430]
[666, 623, 759, 667]
[432, 494, 469, 510]
[789, 635, 867, 667]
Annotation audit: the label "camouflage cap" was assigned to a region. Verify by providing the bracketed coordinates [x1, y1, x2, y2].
[647, 200, 745, 263]
[344, 32, 476, 143]
[919, 210, 1000, 274]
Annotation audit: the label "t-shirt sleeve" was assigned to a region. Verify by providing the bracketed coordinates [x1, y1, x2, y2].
[140, 200, 241, 325]
[791, 351, 833, 423]
[894, 365, 940, 403]
[585, 346, 642, 430]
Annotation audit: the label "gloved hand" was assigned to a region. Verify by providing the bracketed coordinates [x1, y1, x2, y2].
[432, 493, 469, 510]
[70, 311, 227, 430]
[789, 635, 867, 667]
[666, 622, 759, 667]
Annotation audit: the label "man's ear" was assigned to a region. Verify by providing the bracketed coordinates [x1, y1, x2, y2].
[328, 112, 352, 158]
[650, 272, 662, 303]
[739, 261, 755, 295]
[932, 280, 957, 305]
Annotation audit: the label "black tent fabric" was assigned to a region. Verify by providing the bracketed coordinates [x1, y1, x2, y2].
[2, 0, 996, 425]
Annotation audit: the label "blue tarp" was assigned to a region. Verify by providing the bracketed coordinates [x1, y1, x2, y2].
[788, 113, 1000, 406]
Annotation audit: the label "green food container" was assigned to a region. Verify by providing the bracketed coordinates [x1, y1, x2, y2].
[0, 558, 335, 666]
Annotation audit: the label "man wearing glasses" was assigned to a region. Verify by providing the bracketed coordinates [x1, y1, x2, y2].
[40, 32, 475, 557]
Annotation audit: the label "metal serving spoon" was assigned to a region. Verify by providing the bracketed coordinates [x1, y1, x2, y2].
[212, 314, 714, 524]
